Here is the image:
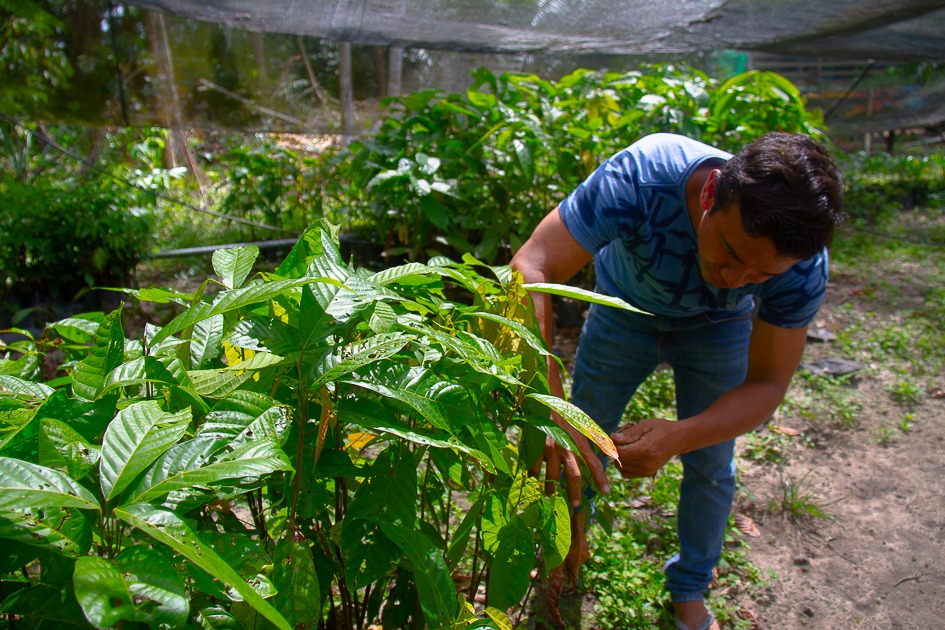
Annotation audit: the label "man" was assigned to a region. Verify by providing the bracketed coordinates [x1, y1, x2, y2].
[510, 132, 844, 630]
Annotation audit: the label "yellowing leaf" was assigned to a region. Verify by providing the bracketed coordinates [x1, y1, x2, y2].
[272, 301, 289, 324]
[345, 431, 376, 451]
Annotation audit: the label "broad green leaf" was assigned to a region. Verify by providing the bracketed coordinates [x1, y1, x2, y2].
[485, 607, 514, 630]
[39, 417, 100, 480]
[48, 314, 105, 345]
[540, 493, 571, 570]
[445, 493, 487, 569]
[335, 398, 490, 466]
[72, 309, 126, 401]
[341, 445, 416, 589]
[115, 503, 292, 630]
[0, 408, 39, 459]
[461, 311, 552, 357]
[345, 365, 466, 433]
[311, 333, 412, 388]
[212, 245, 259, 290]
[74, 556, 143, 628]
[198, 392, 291, 446]
[380, 522, 457, 629]
[99, 401, 191, 502]
[0, 457, 100, 511]
[523, 283, 650, 314]
[527, 393, 619, 462]
[368, 262, 444, 285]
[116, 545, 190, 628]
[0, 506, 92, 556]
[150, 277, 347, 345]
[190, 314, 224, 368]
[102, 355, 192, 393]
[0, 584, 86, 627]
[131, 439, 292, 503]
[486, 516, 535, 611]
[187, 369, 253, 398]
[0, 375, 54, 400]
[272, 536, 321, 627]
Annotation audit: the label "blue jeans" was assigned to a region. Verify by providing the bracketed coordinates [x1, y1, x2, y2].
[569, 299, 753, 602]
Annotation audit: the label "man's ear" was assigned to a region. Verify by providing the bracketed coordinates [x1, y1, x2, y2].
[700, 169, 720, 211]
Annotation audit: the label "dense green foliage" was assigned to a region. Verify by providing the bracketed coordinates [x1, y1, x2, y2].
[0, 221, 639, 628]
[0, 175, 152, 306]
[332, 65, 824, 263]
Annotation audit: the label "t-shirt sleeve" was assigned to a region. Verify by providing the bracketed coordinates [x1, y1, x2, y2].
[558, 151, 640, 253]
[755, 251, 829, 328]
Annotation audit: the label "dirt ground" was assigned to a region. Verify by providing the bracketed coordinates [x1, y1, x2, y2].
[551, 263, 945, 629]
[731, 271, 945, 630]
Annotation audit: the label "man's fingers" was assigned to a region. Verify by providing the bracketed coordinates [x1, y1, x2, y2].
[562, 450, 584, 507]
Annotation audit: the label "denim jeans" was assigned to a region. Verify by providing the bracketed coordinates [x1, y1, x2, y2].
[569, 298, 753, 602]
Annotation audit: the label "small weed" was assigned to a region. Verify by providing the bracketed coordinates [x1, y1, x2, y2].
[888, 379, 923, 405]
[768, 467, 839, 525]
[873, 424, 898, 447]
[740, 429, 789, 464]
[899, 412, 915, 433]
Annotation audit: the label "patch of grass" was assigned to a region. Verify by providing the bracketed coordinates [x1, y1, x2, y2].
[767, 467, 839, 526]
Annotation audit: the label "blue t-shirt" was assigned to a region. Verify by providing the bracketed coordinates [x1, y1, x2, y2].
[558, 133, 827, 328]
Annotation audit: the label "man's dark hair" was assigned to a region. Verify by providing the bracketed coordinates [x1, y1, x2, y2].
[714, 132, 844, 260]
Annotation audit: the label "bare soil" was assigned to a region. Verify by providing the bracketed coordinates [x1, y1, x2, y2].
[731, 268, 945, 630]
[551, 258, 945, 629]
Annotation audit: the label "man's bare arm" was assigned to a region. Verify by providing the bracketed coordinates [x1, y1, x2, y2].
[612, 319, 808, 476]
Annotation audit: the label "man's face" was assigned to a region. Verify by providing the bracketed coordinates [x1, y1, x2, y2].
[695, 203, 798, 289]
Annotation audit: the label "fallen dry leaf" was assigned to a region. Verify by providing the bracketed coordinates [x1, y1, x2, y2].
[769, 424, 802, 436]
[733, 512, 762, 537]
[738, 606, 765, 629]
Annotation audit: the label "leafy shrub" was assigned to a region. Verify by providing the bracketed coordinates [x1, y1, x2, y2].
[0, 221, 626, 628]
[337, 63, 825, 266]
[841, 150, 945, 222]
[0, 174, 152, 307]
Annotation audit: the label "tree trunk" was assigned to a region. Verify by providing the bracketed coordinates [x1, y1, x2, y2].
[338, 41, 356, 141]
[388, 46, 404, 98]
[144, 10, 209, 192]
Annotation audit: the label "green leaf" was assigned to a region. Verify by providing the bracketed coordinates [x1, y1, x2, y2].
[380, 522, 458, 629]
[99, 401, 191, 503]
[198, 397, 291, 446]
[0, 408, 39, 459]
[445, 493, 486, 569]
[48, 313, 105, 345]
[345, 365, 466, 433]
[523, 283, 651, 314]
[0, 457, 100, 511]
[0, 506, 92, 556]
[368, 262, 444, 285]
[72, 309, 126, 401]
[335, 398, 490, 465]
[74, 556, 143, 628]
[38, 417, 100, 480]
[191, 314, 225, 368]
[115, 503, 292, 630]
[311, 333, 412, 389]
[116, 545, 190, 628]
[130, 439, 292, 503]
[212, 245, 259, 290]
[187, 368, 254, 399]
[0, 584, 87, 627]
[486, 516, 535, 611]
[527, 393, 619, 462]
[0, 374, 54, 400]
[151, 277, 347, 345]
[272, 536, 322, 627]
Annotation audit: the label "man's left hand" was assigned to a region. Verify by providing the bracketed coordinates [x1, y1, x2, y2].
[610, 418, 681, 478]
